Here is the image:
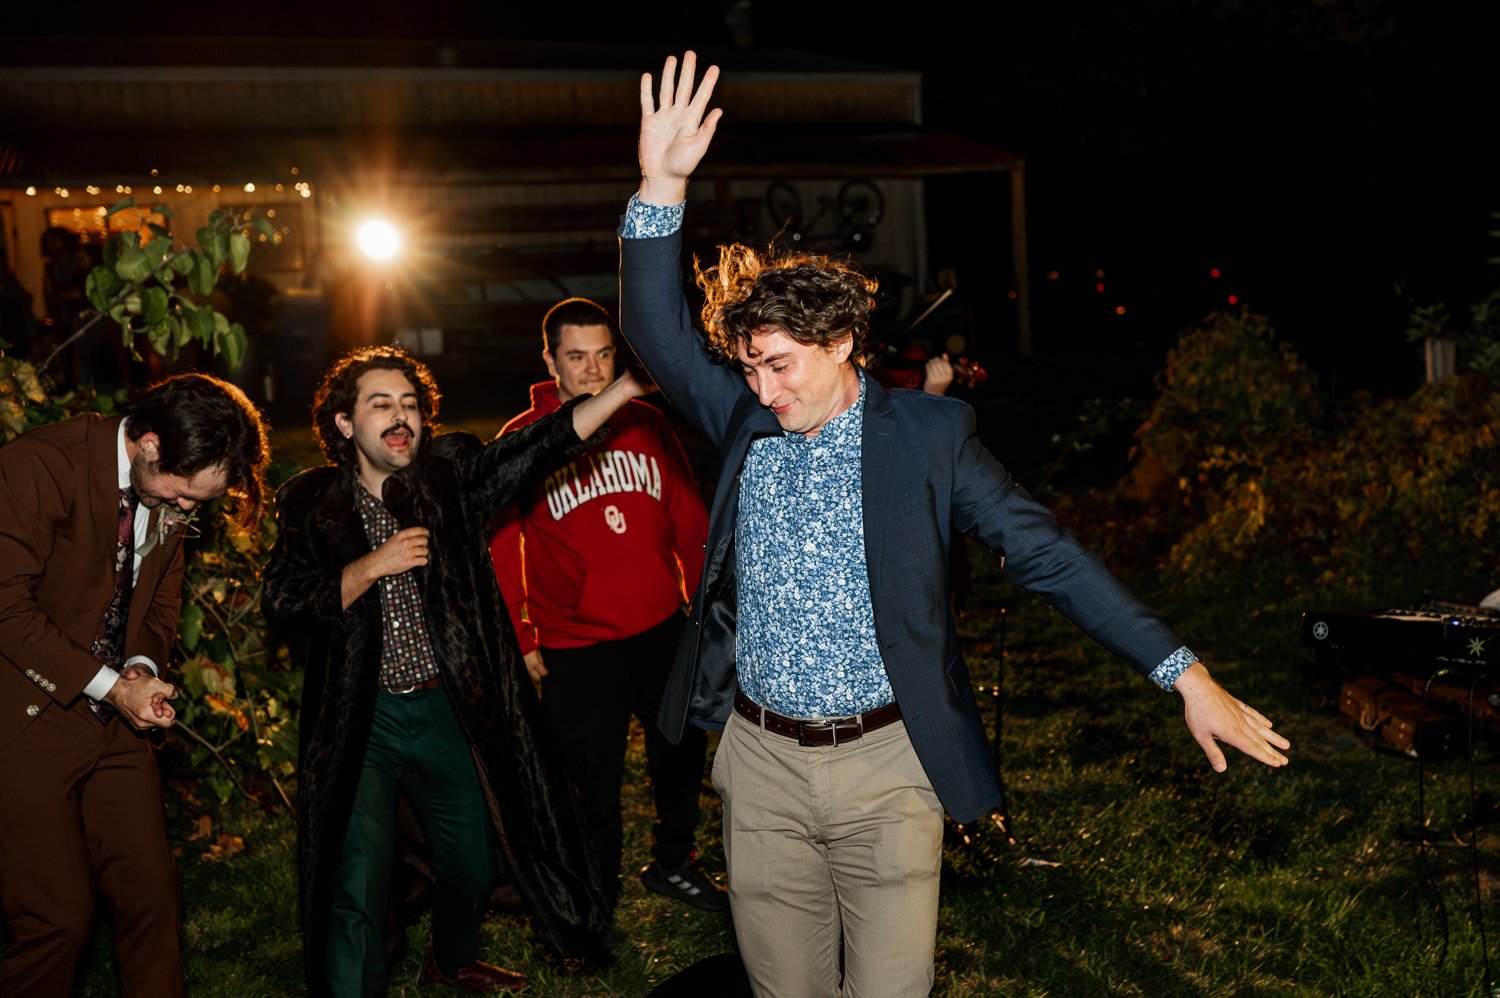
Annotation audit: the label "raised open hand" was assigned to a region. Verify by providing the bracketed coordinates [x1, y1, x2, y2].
[639, 51, 723, 205]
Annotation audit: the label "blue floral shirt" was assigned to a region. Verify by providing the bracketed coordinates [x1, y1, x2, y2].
[620, 194, 1196, 694]
[735, 373, 892, 717]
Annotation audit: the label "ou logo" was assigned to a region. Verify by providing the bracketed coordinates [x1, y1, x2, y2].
[604, 504, 627, 535]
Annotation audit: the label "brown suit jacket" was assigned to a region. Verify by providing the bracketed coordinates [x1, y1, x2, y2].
[0, 414, 186, 751]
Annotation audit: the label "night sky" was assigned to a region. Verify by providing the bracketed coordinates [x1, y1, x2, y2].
[10, 1, 1499, 397]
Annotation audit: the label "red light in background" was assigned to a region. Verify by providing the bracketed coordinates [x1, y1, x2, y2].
[1047, 270, 1060, 281]
[1210, 268, 1221, 279]
[1227, 295, 1239, 305]
[1007, 290, 1018, 299]
[1114, 306, 1126, 315]
[1095, 282, 1105, 293]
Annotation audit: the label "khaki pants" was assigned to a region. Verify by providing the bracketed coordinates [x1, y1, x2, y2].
[713, 708, 944, 998]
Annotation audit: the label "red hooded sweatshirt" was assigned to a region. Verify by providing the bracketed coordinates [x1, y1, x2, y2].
[489, 381, 708, 653]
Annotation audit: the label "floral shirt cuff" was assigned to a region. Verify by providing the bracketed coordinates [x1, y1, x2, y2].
[620, 192, 684, 239]
[1149, 645, 1197, 691]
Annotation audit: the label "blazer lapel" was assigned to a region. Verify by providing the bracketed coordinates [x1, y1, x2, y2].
[860, 377, 897, 604]
[709, 405, 778, 544]
[124, 507, 168, 641]
[90, 415, 125, 568]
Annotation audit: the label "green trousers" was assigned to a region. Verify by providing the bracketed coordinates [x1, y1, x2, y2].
[327, 686, 497, 997]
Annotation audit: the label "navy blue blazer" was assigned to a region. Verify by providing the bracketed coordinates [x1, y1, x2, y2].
[620, 227, 1185, 823]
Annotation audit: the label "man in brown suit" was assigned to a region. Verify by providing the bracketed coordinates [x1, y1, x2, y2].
[0, 373, 270, 996]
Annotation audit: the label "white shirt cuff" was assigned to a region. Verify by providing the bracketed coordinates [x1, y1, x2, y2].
[83, 665, 121, 702]
[84, 656, 160, 702]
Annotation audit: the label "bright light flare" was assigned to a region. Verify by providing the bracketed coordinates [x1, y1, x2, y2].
[357, 220, 401, 261]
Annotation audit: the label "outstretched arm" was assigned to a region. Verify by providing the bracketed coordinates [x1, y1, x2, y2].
[638, 51, 723, 206]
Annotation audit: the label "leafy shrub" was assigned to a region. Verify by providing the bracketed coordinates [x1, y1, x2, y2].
[1084, 309, 1500, 651]
[167, 507, 299, 815]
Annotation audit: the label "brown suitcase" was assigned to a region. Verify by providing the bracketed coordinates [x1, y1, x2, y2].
[1387, 674, 1500, 737]
[1339, 674, 1462, 759]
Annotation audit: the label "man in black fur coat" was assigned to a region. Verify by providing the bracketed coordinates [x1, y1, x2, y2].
[264, 345, 645, 995]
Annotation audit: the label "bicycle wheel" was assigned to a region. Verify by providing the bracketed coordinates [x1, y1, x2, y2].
[837, 180, 885, 229]
[764, 181, 803, 233]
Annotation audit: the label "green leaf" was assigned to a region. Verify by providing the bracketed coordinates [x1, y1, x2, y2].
[213, 311, 230, 336]
[189, 255, 217, 298]
[169, 251, 195, 276]
[115, 245, 152, 283]
[196, 225, 223, 271]
[103, 237, 121, 270]
[85, 266, 122, 314]
[188, 303, 216, 340]
[251, 215, 276, 240]
[229, 231, 250, 275]
[173, 315, 193, 348]
[147, 222, 170, 240]
[220, 322, 247, 370]
[142, 287, 169, 325]
[105, 198, 136, 217]
[110, 305, 130, 330]
[147, 321, 171, 355]
[155, 204, 174, 220]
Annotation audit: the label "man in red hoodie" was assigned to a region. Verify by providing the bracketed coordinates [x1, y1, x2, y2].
[489, 298, 727, 911]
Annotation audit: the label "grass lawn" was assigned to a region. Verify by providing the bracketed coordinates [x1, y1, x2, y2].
[46, 537, 1500, 996]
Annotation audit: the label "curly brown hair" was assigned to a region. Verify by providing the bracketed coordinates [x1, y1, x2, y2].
[694, 243, 878, 363]
[312, 345, 442, 469]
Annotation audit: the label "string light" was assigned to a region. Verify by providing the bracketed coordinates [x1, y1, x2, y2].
[13, 174, 309, 200]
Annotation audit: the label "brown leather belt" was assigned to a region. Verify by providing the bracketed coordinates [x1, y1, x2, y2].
[733, 688, 901, 747]
[384, 676, 441, 694]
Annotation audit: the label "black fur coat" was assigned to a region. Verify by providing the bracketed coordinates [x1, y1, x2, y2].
[262, 405, 611, 994]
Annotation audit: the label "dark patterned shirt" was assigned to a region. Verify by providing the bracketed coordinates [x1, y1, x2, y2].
[356, 483, 440, 688]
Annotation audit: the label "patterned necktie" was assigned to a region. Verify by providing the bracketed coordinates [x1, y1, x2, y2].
[91, 486, 136, 669]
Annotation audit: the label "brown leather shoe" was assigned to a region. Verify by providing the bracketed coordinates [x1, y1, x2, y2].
[419, 946, 529, 992]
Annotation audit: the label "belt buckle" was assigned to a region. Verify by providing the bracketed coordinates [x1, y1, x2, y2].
[388, 682, 419, 695]
[798, 714, 862, 747]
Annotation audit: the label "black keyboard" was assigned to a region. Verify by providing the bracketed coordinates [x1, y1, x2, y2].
[1300, 606, 1500, 674]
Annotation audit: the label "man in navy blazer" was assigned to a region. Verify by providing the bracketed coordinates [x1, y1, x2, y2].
[620, 52, 1291, 997]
